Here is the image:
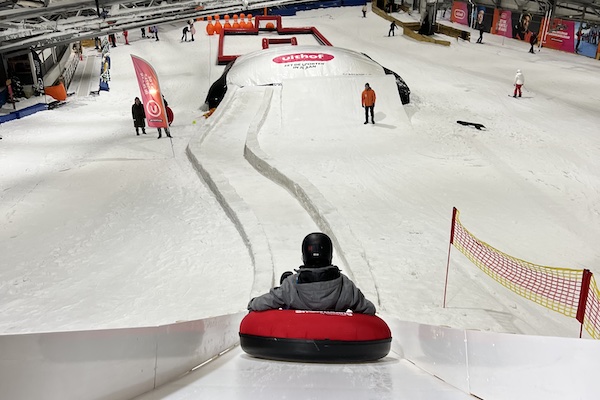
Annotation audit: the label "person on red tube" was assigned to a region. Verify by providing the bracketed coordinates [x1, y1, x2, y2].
[247, 232, 376, 315]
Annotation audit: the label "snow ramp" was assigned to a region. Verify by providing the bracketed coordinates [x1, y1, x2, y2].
[1, 312, 597, 399]
[186, 75, 409, 301]
[187, 84, 323, 298]
[133, 344, 469, 400]
[252, 74, 412, 304]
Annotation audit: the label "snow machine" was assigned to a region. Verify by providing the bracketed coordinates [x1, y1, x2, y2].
[239, 309, 392, 362]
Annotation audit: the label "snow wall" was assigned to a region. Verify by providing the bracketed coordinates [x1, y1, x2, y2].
[0, 312, 245, 400]
[387, 318, 600, 399]
[0, 314, 598, 400]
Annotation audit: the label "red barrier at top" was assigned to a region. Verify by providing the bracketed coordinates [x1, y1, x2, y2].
[217, 15, 332, 65]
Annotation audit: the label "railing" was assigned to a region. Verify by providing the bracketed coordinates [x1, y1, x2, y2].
[62, 53, 80, 91]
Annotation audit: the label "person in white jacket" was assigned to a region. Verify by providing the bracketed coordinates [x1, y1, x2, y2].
[513, 69, 525, 97]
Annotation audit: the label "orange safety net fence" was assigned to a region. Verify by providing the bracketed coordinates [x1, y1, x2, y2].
[448, 208, 600, 339]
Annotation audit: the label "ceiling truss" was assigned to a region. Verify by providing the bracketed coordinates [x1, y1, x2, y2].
[0, 0, 599, 55]
[0, 0, 317, 54]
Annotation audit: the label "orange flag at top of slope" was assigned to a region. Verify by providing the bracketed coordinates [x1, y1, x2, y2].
[130, 55, 168, 128]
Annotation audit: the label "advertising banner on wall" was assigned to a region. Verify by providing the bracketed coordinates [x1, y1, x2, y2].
[541, 18, 575, 53]
[450, 1, 469, 26]
[540, 19, 600, 58]
[511, 12, 542, 42]
[474, 6, 489, 33]
[491, 10, 544, 42]
[491, 9, 513, 37]
[574, 22, 599, 58]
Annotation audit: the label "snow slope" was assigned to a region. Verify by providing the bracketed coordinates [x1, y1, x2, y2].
[1, 6, 599, 340]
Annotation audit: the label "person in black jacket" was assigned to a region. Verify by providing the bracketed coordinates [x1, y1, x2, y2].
[475, 9, 485, 43]
[388, 21, 397, 37]
[181, 25, 189, 42]
[529, 32, 538, 53]
[157, 95, 172, 139]
[131, 97, 146, 135]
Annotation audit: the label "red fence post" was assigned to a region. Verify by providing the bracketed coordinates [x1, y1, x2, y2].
[443, 207, 458, 308]
[576, 269, 592, 337]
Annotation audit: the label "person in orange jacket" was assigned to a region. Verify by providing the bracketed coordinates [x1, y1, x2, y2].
[361, 83, 376, 124]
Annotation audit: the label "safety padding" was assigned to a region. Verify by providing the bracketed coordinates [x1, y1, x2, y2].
[0, 113, 18, 124]
[16, 103, 48, 119]
[239, 310, 391, 362]
[1, 102, 48, 124]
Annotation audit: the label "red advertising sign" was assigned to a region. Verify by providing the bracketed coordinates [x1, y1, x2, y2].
[491, 9, 513, 37]
[131, 55, 168, 128]
[542, 18, 575, 53]
[450, 1, 468, 26]
[272, 53, 334, 63]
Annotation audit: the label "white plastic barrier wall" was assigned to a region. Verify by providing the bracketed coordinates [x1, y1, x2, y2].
[386, 317, 600, 400]
[0, 312, 245, 400]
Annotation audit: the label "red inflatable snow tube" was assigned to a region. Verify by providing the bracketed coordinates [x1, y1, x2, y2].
[239, 310, 392, 362]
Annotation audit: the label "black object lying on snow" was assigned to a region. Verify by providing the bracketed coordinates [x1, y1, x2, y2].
[457, 120, 486, 130]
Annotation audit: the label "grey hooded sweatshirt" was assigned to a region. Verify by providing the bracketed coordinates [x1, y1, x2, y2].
[247, 265, 376, 315]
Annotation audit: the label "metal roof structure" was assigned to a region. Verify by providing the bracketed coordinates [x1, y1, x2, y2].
[0, 0, 317, 54]
[0, 0, 599, 55]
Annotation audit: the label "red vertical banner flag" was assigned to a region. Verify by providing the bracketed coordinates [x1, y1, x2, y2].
[130, 55, 168, 128]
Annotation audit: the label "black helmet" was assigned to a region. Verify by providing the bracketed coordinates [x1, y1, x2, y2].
[301, 232, 333, 267]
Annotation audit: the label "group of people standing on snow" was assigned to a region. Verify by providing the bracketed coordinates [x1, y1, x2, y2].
[131, 96, 172, 139]
[140, 26, 160, 41]
[181, 20, 197, 42]
[138, 21, 196, 43]
[128, 21, 200, 140]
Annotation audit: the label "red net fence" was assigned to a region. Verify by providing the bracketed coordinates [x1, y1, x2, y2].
[445, 207, 600, 339]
